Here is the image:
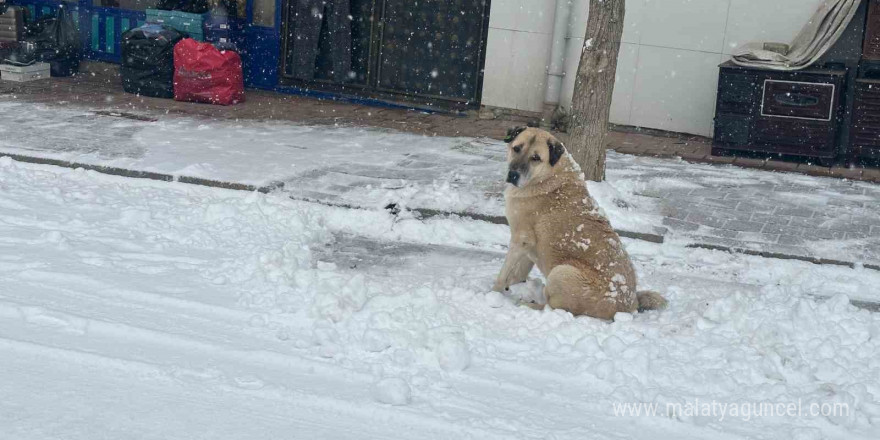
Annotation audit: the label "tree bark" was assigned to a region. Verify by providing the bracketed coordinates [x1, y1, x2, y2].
[568, 0, 625, 182]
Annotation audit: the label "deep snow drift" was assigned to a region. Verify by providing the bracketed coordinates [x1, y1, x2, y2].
[2, 157, 879, 439]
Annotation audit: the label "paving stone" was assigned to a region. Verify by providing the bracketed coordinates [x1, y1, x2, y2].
[828, 185, 867, 196]
[759, 244, 814, 259]
[684, 235, 748, 249]
[661, 206, 689, 220]
[675, 149, 706, 160]
[830, 167, 864, 180]
[843, 215, 877, 226]
[733, 157, 768, 169]
[779, 234, 807, 246]
[662, 218, 701, 232]
[832, 223, 874, 235]
[774, 206, 815, 218]
[797, 164, 834, 177]
[700, 227, 740, 239]
[655, 190, 681, 199]
[765, 160, 802, 173]
[613, 145, 641, 155]
[846, 231, 870, 240]
[793, 217, 865, 233]
[700, 155, 736, 165]
[751, 213, 792, 225]
[723, 220, 765, 232]
[711, 209, 753, 221]
[762, 223, 798, 235]
[685, 212, 727, 228]
[643, 147, 672, 156]
[699, 198, 738, 209]
[750, 182, 780, 191]
[773, 186, 816, 195]
[664, 197, 695, 208]
[807, 229, 847, 240]
[637, 188, 666, 198]
[735, 202, 777, 215]
[690, 189, 727, 199]
[788, 216, 837, 229]
[737, 232, 781, 244]
[827, 198, 865, 208]
[722, 192, 751, 200]
[862, 168, 880, 182]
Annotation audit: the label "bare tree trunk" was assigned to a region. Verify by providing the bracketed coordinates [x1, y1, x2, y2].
[568, 0, 625, 182]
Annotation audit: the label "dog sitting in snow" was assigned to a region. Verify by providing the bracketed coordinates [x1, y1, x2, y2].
[492, 126, 667, 320]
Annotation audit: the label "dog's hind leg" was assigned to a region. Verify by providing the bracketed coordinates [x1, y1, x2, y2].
[637, 290, 668, 312]
[544, 265, 617, 320]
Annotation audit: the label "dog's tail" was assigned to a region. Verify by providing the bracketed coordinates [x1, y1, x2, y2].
[636, 290, 668, 312]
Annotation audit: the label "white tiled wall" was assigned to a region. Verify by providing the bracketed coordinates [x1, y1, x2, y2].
[482, 28, 553, 111]
[482, 0, 826, 137]
[609, 43, 640, 124]
[629, 46, 724, 135]
[481, 0, 557, 112]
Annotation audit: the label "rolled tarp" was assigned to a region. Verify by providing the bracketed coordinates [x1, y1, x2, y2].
[731, 0, 860, 71]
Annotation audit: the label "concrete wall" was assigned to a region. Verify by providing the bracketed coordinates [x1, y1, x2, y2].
[481, 0, 828, 137]
[481, 0, 558, 113]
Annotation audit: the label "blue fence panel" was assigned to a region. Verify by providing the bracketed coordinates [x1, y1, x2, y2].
[19, 0, 59, 21]
[85, 7, 145, 63]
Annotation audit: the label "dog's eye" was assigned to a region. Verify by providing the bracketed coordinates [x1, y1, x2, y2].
[512, 145, 522, 153]
[531, 154, 541, 162]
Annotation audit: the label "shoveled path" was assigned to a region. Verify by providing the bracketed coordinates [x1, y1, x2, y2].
[1, 74, 878, 273]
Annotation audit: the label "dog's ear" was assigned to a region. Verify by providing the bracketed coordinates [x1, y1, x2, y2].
[505, 126, 527, 143]
[548, 139, 566, 166]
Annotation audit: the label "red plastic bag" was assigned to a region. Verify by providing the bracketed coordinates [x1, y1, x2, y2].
[173, 38, 244, 106]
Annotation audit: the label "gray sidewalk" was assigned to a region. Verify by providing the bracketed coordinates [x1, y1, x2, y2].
[0, 98, 878, 268]
[282, 141, 880, 267]
[614, 153, 880, 266]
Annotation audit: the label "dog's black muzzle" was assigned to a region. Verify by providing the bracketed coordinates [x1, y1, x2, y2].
[506, 169, 520, 186]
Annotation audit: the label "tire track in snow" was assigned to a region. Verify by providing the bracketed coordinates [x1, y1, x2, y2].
[0, 305, 726, 440]
[0, 339, 499, 440]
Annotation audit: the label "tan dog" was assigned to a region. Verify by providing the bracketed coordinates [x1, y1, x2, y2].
[493, 126, 667, 320]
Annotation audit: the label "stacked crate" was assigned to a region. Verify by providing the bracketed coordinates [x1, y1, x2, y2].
[712, 61, 845, 165]
[0, 62, 50, 82]
[204, 13, 230, 45]
[850, 0, 880, 162]
[146, 9, 209, 41]
[0, 6, 24, 42]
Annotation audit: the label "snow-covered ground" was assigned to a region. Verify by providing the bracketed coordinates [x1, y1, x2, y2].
[7, 100, 880, 270]
[2, 157, 879, 439]
[0, 101, 671, 236]
[0, 101, 481, 186]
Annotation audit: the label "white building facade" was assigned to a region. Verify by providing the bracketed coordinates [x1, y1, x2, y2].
[480, 0, 829, 137]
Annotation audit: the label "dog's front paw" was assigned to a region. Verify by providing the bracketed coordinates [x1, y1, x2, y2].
[491, 281, 510, 293]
